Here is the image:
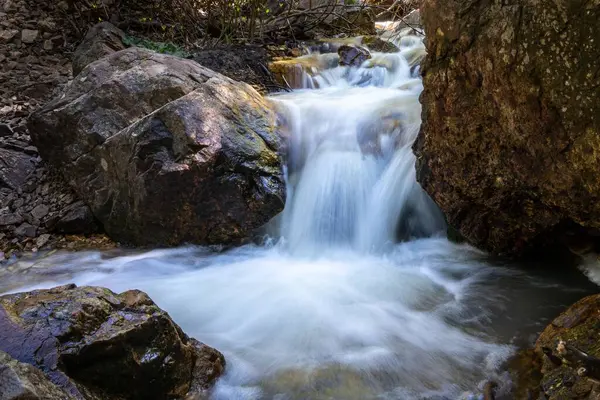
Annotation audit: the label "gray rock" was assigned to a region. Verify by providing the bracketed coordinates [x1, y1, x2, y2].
[53, 201, 98, 234]
[35, 233, 51, 248]
[72, 22, 126, 76]
[15, 223, 36, 237]
[0, 124, 12, 137]
[0, 351, 74, 400]
[30, 47, 286, 247]
[30, 204, 49, 220]
[0, 29, 18, 43]
[0, 148, 36, 191]
[0, 213, 23, 226]
[20, 29, 38, 44]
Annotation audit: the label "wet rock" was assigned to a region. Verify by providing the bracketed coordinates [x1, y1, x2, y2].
[53, 201, 98, 234]
[338, 45, 371, 67]
[72, 22, 126, 76]
[20, 29, 38, 44]
[29, 46, 286, 247]
[415, 0, 600, 255]
[0, 351, 75, 400]
[0, 284, 225, 399]
[531, 294, 600, 399]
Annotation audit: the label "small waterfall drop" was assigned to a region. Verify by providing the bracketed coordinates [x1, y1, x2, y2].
[272, 32, 443, 254]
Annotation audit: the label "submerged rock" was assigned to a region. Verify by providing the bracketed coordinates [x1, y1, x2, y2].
[0, 284, 225, 399]
[29, 33, 286, 247]
[416, 0, 600, 255]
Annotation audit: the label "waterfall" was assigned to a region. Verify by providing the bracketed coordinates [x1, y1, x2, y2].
[271, 32, 444, 254]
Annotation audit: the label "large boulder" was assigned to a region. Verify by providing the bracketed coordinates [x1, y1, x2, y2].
[0, 284, 225, 399]
[72, 22, 127, 76]
[416, 0, 600, 255]
[28, 45, 286, 246]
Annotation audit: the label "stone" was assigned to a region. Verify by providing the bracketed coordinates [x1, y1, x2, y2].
[30, 203, 49, 220]
[0, 147, 36, 192]
[338, 45, 371, 67]
[29, 46, 286, 247]
[0, 213, 23, 226]
[72, 22, 126, 76]
[0, 29, 18, 42]
[415, 0, 600, 255]
[20, 29, 38, 43]
[14, 222, 36, 237]
[0, 284, 225, 399]
[35, 233, 51, 248]
[0, 123, 12, 137]
[53, 201, 98, 234]
[0, 351, 75, 400]
[527, 294, 600, 399]
[42, 39, 52, 51]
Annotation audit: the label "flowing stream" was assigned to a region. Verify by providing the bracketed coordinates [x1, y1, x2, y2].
[1, 33, 598, 399]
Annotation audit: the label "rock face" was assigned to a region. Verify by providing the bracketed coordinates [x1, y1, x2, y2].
[0, 284, 225, 399]
[29, 44, 286, 246]
[532, 294, 600, 399]
[416, 0, 600, 255]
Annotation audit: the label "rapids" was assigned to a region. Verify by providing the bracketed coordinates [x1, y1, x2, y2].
[0, 31, 597, 399]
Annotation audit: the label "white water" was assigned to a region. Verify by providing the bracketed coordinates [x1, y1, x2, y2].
[1, 33, 595, 399]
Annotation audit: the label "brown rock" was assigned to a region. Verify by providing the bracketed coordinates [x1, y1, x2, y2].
[0, 284, 225, 399]
[415, 0, 600, 255]
[532, 295, 600, 400]
[0, 29, 18, 42]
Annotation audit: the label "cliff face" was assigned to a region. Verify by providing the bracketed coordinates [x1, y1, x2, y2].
[415, 0, 600, 255]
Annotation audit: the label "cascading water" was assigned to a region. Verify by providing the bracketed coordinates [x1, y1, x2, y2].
[0, 32, 597, 400]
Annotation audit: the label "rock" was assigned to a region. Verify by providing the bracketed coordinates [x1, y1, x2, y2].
[0, 124, 12, 137]
[20, 29, 38, 44]
[0, 213, 23, 226]
[72, 22, 126, 76]
[338, 45, 371, 67]
[531, 294, 600, 399]
[35, 233, 51, 248]
[0, 284, 225, 399]
[53, 201, 98, 234]
[361, 36, 399, 53]
[415, 0, 600, 255]
[0, 148, 36, 191]
[0, 351, 75, 400]
[29, 46, 286, 247]
[15, 222, 36, 237]
[43, 39, 53, 51]
[30, 203, 49, 220]
[0, 29, 18, 43]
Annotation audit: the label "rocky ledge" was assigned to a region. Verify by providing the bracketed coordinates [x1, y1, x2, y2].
[0, 284, 225, 400]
